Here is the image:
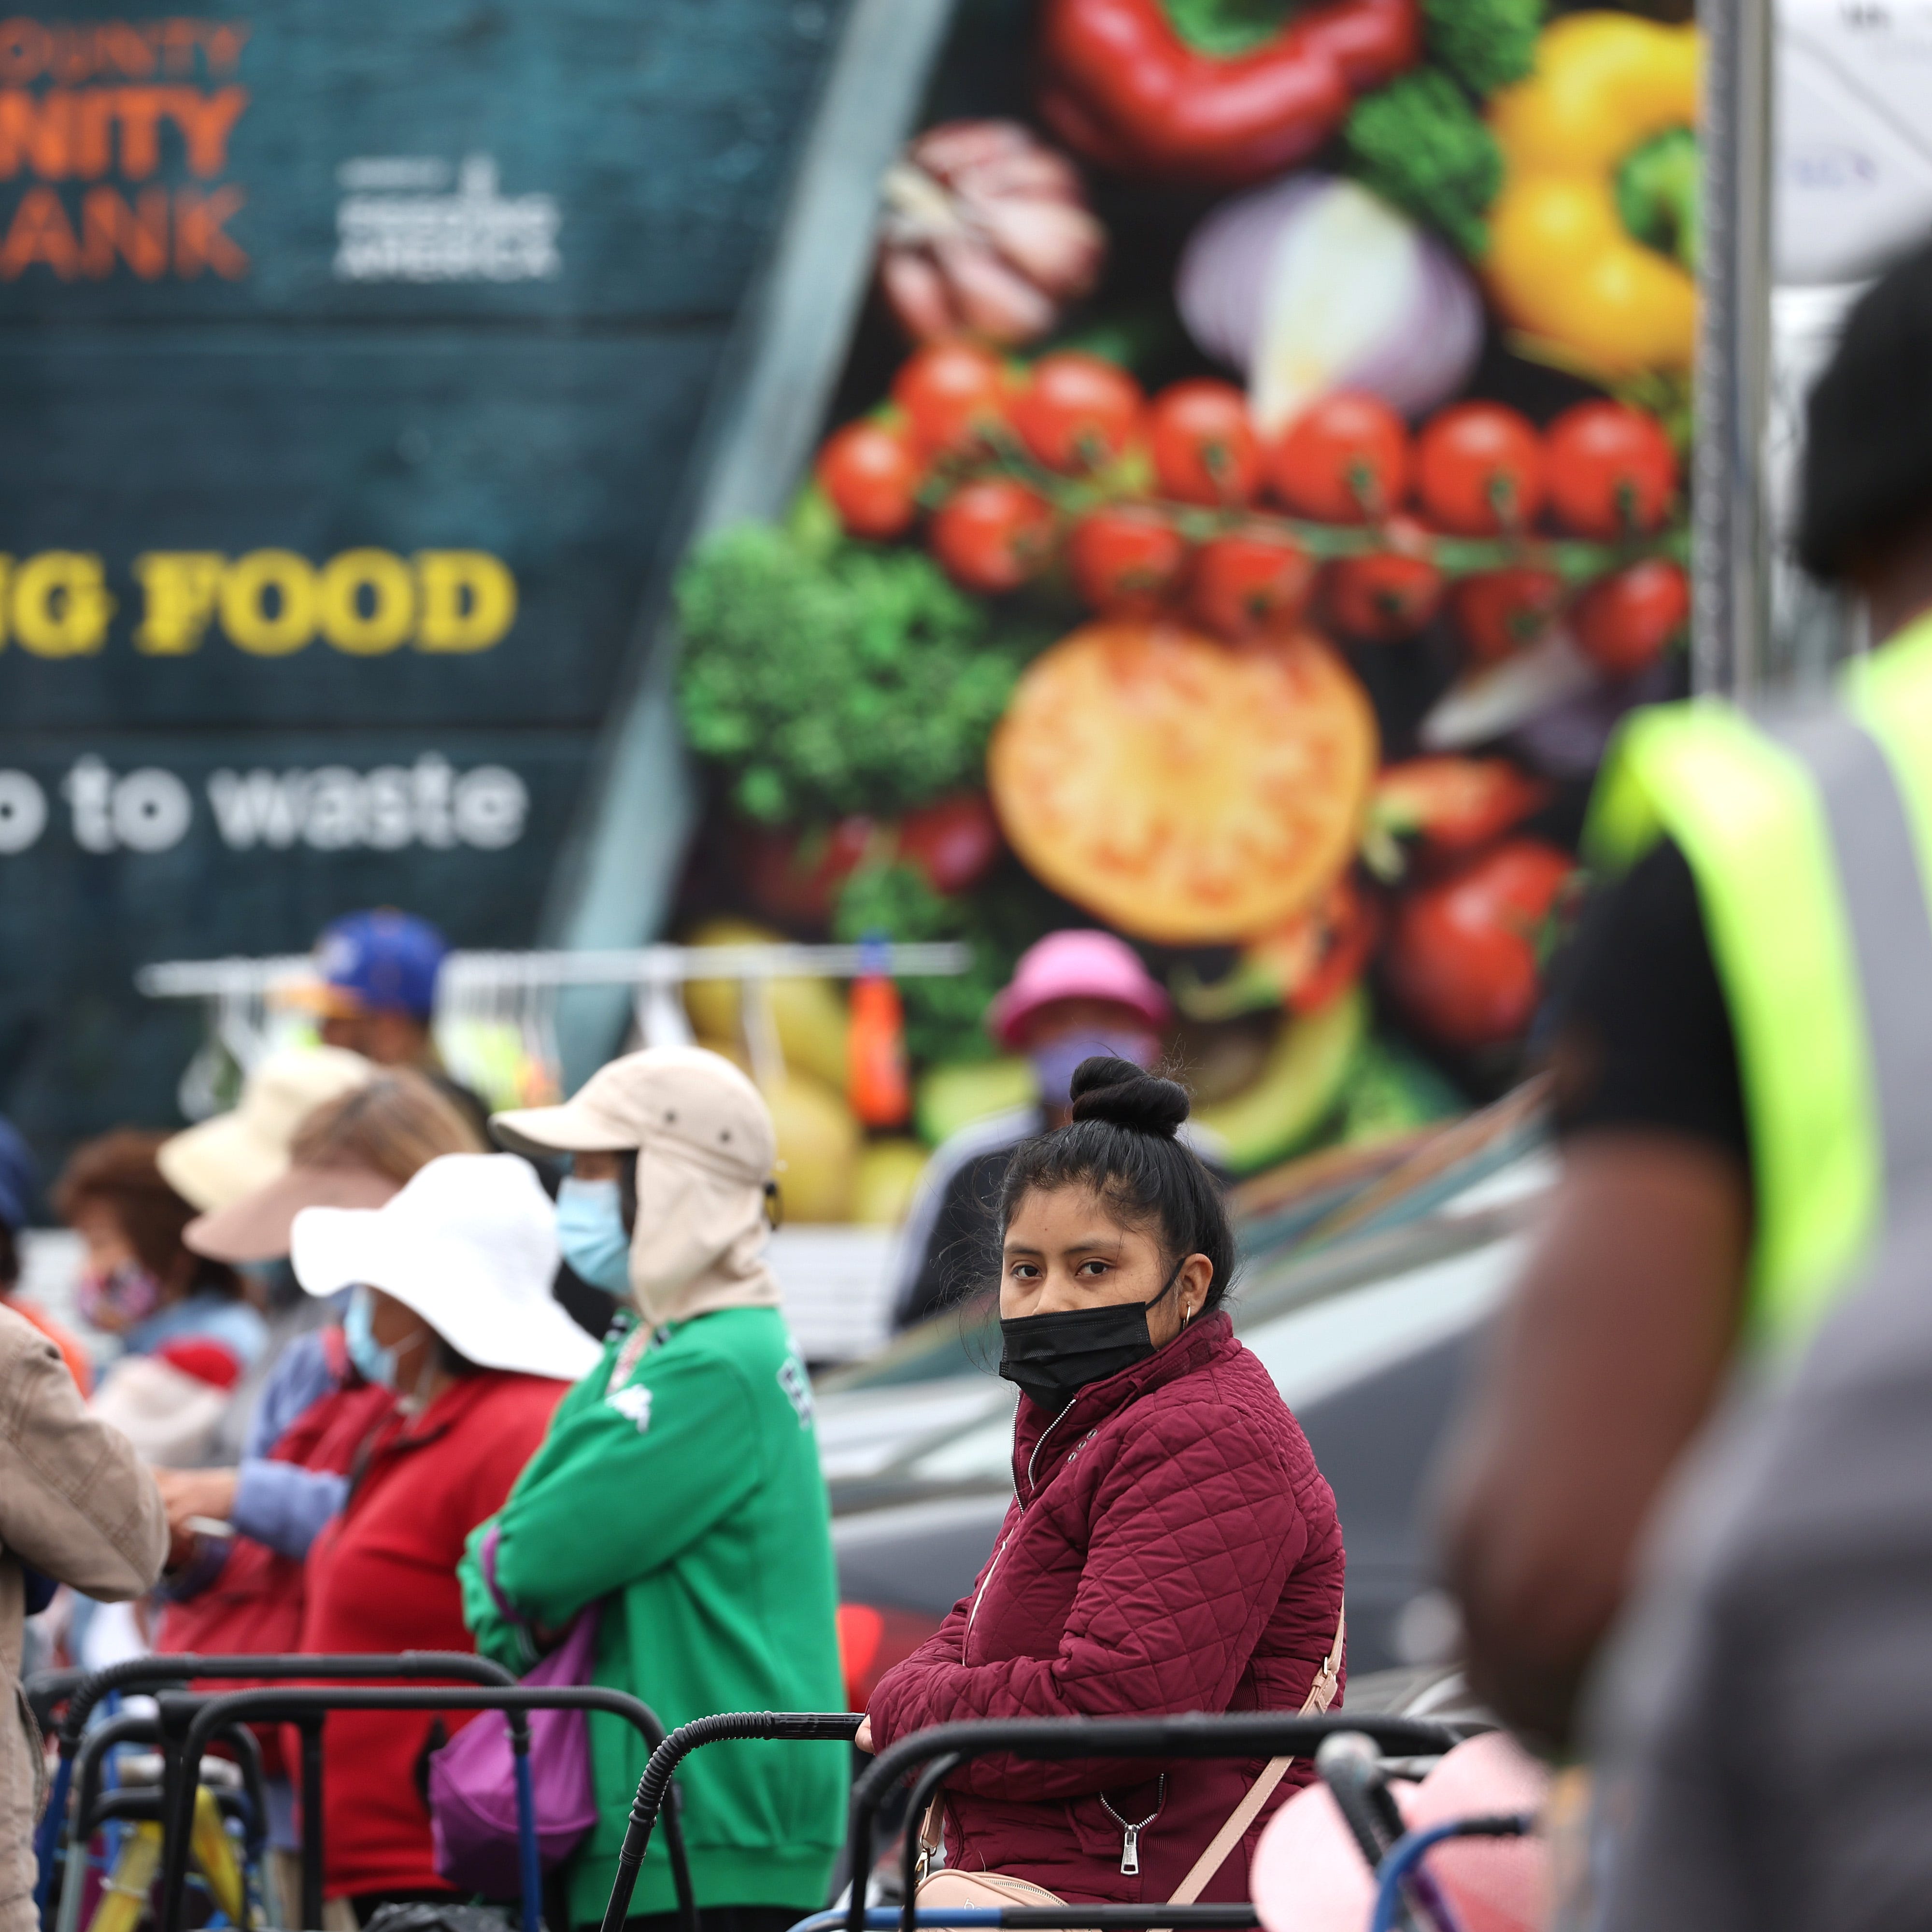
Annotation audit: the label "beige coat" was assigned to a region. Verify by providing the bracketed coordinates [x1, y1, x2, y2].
[0, 1306, 166, 1932]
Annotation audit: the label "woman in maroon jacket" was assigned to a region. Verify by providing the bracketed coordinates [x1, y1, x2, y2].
[859, 1056, 1346, 1909]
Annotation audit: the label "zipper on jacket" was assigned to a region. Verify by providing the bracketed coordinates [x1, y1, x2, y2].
[1100, 1776, 1165, 1875]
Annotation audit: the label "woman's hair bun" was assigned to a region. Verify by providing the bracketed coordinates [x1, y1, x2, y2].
[1067, 1057, 1190, 1138]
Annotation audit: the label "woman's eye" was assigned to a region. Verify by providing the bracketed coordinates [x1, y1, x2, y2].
[1077, 1260, 1108, 1277]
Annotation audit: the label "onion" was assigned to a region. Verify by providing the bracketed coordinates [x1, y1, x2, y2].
[1177, 173, 1484, 435]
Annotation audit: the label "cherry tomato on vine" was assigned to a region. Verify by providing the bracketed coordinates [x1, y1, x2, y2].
[928, 478, 1056, 592]
[1067, 507, 1188, 614]
[1572, 559, 1690, 675]
[891, 342, 1011, 455]
[815, 422, 923, 540]
[1011, 352, 1143, 473]
[1416, 402, 1545, 535]
[1268, 392, 1411, 523]
[1188, 531, 1315, 639]
[1449, 568, 1566, 665]
[1325, 534, 1445, 641]
[1148, 379, 1261, 506]
[1383, 839, 1578, 1051]
[1544, 401, 1678, 537]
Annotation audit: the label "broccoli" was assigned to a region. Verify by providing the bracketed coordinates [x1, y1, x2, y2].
[1344, 69, 1503, 260]
[1423, 0, 1542, 100]
[675, 524, 1034, 825]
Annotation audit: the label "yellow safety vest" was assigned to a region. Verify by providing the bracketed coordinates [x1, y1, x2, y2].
[1586, 615, 1932, 1350]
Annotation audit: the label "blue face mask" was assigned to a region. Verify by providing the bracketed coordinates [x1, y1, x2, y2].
[1029, 1031, 1160, 1111]
[556, 1176, 632, 1296]
[344, 1285, 399, 1391]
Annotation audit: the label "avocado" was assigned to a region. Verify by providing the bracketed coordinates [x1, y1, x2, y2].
[1194, 987, 1367, 1176]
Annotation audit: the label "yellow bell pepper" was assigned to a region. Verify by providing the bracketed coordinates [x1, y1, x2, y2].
[1485, 13, 1700, 375]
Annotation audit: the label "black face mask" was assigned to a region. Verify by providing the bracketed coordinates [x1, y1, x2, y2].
[998, 1263, 1185, 1413]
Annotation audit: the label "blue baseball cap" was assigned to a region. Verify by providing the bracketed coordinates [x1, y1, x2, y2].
[0, 1116, 37, 1232]
[308, 909, 448, 1023]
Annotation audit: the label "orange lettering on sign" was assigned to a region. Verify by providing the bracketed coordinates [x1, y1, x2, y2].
[0, 89, 65, 176]
[113, 85, 166, 175]
[80, 182, 165, 276]
[0, 183, 75, 276]
[202, 23, 247, 77]
[175, 84, 243, 175]
[173, 181, 242, 277]
[0, 19, 47, 85]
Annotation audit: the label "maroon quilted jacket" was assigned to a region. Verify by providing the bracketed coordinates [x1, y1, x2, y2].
[866, 1311, 1345, 1905]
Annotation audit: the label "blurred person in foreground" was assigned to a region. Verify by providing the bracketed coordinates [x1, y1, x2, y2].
[0, 1306, 166, 1932]
[57, 1131, 266, 1465]
[1440, 238, 1932, 1749]
[292, 1152, 598, 1922]
[891, 930, 1179, 1330]
[294, 909, 489, 1137]
[0, 1116, 89, 1391]
[469, 1047, 845, 1932]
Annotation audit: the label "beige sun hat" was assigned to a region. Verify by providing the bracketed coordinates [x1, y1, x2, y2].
[157, 1045, 373, 1213]
[291, 1153, 599, 1382]
[491, 1046, 781, 1325]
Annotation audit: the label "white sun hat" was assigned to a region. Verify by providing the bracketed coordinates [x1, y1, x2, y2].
[158, 1045, 373, 1212]
[290, 1152, 599, 1382]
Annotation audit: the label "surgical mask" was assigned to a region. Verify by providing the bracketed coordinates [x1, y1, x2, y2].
[556, 1176, 631, 1297]
[344, 1285, 400, 1391]
[1029, 1031, 1160, 1112]
[998, 1260, 1185, 1413]
[76, 1261, 163, 1330]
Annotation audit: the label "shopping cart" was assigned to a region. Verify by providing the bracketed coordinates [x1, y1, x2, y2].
[587, 1709, 1477, 1932]
[37, 1652, 519, 1931]
[159, 1682, 699, 1932]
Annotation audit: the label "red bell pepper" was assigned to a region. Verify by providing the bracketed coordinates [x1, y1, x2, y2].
[1036, 0, 1422, 185]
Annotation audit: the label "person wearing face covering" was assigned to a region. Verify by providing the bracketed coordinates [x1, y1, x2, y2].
[857, 1057, 1346, 1911]
[290, 1154, 600, 1919]
[462, 1046, 846, 1932]
[891, 930, 1213, 1333]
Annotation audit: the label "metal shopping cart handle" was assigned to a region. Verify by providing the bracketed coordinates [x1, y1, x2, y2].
[595, 1709, 1476, 1932]
[160, 1683, 699, 1932]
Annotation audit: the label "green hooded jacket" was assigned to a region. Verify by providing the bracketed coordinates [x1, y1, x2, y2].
[460, 1307, 847, 1927]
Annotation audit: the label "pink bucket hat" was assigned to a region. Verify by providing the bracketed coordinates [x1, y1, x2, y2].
[987, 930, 1173, 1051]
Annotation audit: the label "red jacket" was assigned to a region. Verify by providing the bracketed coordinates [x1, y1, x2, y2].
[160, 1332, 392, 1775]
[297, 1369, 570, 1900]
[866, 1313, 1345, 1905]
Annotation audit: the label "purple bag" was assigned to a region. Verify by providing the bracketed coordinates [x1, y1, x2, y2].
[428, 1529, 601, 1896]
